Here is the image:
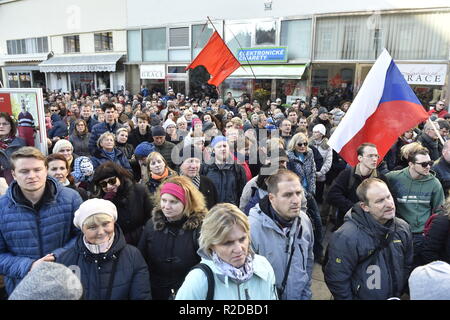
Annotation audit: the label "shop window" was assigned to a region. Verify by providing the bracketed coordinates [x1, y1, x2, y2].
[95, 32, 113, 52]
[142, 28, 167, 62]
[280, 19, 312, 61]
[169, 49, 190, 61]
[168, 66, 187, 73]
[192, 24, 214, 58]
[255, 21, 276, 46]
[127, 30, 142, 62]
[64, 35, 80, 53]
[8, 72, 19, 88]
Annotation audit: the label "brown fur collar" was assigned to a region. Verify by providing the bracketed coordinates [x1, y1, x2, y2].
[151, 207, 206, 231]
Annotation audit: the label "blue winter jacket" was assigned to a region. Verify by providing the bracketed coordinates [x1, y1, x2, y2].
[0, 177, 82, 295]
[58, 225, 151, 300]
[90, 148, 132, 172]
[48, 113, 68, 139]
[88, 121, 124, 154]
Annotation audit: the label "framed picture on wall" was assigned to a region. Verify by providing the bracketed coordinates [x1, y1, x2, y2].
[0, 88, 48, 155]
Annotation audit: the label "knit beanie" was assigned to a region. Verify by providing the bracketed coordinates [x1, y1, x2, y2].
[9, 262, 83, 300]
[211, 136, 227, 149]
[71, 156, 94, 182]
[409, 261, 450, 300]
[192, 118, 202, 128]
[202, 121, 214, 133]
[151, 125, 166, 137]
[134, 142, 155, 158]
[73, 198, 118, 229]
[312, 124, 326, 136]
[53, 139, 73, 154]
[162, 119, 176, 130]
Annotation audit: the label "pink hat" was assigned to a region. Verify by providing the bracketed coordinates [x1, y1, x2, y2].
[160, 183, 186, 205]
[192, 118, 202, 128]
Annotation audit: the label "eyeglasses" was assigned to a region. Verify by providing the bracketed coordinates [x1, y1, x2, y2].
[297, 142, 308, 147]
[415, 161, 434, 168]
[99, 177, 117, 188]
[0, 122, 11, 127]
[50, 109, 58, 113]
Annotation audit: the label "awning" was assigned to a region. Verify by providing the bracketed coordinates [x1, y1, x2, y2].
[1, 53, 50, 63]
[229, 64, 307, 79]
[39, 54, 123, 73]
[4, 66, 41, 72]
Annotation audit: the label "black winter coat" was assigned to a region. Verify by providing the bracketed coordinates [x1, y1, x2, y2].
[201, 162, 247, 207]
[421, 213, 450, 264]
[106, 179, 153, 246]
[418, 133, 441, 161]
[324, 205, 413, 300]
[58, 226, 151, 300]
[138, 208, 205, 300]
[327, 166, 390, 217]
[128, 127, 153, 149]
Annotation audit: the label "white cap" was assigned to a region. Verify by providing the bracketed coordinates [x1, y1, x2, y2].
[73, 199, 117, 229]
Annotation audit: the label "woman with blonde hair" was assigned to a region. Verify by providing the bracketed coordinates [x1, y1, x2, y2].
[175, 203, 277, 300]
[138, 176, 208, 300]
[146, 151, 177, 194]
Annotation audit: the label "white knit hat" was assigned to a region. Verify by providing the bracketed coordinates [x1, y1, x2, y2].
[312, 124, 326, 136]
[409, 261, 450, 300]
[162, 119, 176, 130]
[73, 199, 118, 229]
[53, 139, 73, 153]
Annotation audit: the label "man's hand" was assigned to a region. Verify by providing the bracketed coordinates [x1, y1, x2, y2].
[30, 254, 55, 271]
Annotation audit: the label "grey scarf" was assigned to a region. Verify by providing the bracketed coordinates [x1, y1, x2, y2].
[212, 251, 254, 283]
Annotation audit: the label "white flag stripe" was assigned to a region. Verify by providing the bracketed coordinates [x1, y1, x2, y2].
[329, 49, 393, 152]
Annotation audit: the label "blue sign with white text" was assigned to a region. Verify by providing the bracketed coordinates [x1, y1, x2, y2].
[237, 47, 288, 63]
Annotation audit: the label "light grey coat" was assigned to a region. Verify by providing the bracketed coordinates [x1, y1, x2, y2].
[249, 198, 314, 300]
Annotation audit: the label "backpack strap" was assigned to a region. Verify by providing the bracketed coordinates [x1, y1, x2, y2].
[192, 263, 215, 300]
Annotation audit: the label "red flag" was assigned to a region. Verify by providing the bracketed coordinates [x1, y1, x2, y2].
[186, 31, 240, 87]
[329, 50, 429, 166]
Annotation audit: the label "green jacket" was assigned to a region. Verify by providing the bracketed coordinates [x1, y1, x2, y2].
[386, 167, 444, 233]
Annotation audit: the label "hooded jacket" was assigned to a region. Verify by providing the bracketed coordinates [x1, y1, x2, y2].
[310, 138, 333, 182]
[58, 225, 151, 300]
[138, 207, 205, 300]
[175, 250, 277, 300]
[48, 113, 68, 139]
[324, 205, 413, 300]
[0, 177, 82, 295]
[248, 196, 314, 300]
[386, 167, 445, 233]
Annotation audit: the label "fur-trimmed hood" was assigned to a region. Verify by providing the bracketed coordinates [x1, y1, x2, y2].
[151, 207, 206, 231]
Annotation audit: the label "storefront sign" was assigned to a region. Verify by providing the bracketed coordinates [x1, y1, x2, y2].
[397, 64, 447, 86]
[140, 64, 166, 79]
[237, 47, 287, 63]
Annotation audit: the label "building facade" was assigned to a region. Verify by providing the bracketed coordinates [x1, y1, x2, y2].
[0, 0, 449, 106]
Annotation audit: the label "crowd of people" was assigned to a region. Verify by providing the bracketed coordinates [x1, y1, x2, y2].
[0, 85, 449, 300]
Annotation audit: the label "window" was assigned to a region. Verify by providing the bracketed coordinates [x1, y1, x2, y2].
[127, 30, 142, 62]
[168, 66, 186, 73]
[6, 37, 48, 55]
[192, 24, 214, 58]
[280, 19, 312, 60]
[169, 27, 189, 47]
[142, 28, 167, 61]
[255, 21, 276, 46]
[225, 23, 252, 57]
[64, 35, 80, 53]
[95, 32, 113, 52]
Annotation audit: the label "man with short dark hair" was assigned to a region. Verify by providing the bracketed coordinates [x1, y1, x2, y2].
[324, 178, 413, 300]
[386, 146, 444, 265]
[88, 102, 124, 154]
[249, 169, 314, 300]
[151, 126, 175, 168]
[128, 113, 153, 149]
[0, 147, 82, 296]
[327, 143, 390, 229]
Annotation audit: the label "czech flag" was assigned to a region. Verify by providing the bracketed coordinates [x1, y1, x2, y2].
[186, 31, 241, 87]
[329, 49, 429, 167]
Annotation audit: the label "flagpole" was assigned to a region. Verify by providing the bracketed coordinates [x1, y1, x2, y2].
[427, 117, 445, 145]
[207, 16, 257, 82]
